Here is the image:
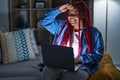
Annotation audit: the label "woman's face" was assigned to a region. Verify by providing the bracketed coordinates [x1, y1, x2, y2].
[67, 8, 80, 29]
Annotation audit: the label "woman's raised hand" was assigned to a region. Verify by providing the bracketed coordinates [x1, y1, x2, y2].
[59, 4, 73, 12]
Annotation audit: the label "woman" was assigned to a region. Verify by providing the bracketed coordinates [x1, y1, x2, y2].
[41, 1, 104, 80]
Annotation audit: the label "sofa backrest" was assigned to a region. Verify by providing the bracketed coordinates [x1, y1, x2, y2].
[34, 29, 53, 45]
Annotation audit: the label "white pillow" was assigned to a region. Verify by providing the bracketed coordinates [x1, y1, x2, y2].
[0, 29, 37, 64]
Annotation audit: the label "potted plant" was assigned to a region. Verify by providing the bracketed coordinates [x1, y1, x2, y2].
[19, 0, 27, 8]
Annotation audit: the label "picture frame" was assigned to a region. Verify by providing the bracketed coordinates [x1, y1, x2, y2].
[35, 1, 46, 8]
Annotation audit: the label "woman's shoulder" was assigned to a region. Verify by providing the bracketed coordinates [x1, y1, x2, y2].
[91, 26, 98, 30]
[83, 26, 101, 33]
[91, 26, 101, 34]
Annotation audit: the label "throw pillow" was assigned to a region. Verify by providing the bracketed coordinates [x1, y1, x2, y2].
[88, 52, 120, 80]
[0, 29, 37, 64]
[29, 29, 39, 55]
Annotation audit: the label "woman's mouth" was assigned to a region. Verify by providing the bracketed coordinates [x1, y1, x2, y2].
[69, 18, 77, 24]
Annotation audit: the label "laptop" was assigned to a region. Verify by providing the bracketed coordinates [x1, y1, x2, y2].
[41, 44, 75, 71]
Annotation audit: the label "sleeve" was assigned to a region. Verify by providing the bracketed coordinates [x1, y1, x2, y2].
[41, 8, 64, 35]
[80, 29, 104, 65]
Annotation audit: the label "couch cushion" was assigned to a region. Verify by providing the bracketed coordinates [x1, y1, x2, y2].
[0, 77, 40, 80]
[0, 29, 37, 64]
[0, 53, 42, 78]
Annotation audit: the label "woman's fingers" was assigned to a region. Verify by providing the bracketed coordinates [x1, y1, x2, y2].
[59, 4, 73, 12]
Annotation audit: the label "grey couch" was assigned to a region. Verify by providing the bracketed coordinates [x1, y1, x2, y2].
[0, 45, 43, 80]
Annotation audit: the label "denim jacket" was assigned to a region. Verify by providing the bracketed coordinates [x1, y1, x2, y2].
[41, 8, 104, 74]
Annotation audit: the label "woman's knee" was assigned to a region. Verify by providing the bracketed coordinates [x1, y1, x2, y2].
[59, 69, 89, 80]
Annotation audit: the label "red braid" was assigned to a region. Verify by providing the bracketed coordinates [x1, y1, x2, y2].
[61, 19, 73, 47]
[82, 2, 93, 54]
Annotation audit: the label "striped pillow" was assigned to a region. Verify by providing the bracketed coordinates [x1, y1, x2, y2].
[29, 29, 39, 55]
[0, 29, 37, 64]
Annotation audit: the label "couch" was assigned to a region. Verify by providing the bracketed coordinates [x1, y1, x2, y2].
[0, 28, 120, 80]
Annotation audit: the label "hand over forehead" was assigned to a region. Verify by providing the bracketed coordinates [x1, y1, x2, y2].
[66, 4, 74, 10]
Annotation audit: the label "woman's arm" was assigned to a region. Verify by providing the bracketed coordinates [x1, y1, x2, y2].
[80, 29, 104, 65]
[41, 8, 62, 35]
[41, 4, 73, 35]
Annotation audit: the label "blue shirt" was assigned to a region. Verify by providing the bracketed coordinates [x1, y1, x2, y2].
[41, 8, 104, 74]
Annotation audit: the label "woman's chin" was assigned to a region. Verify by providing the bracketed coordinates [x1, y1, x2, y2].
[71, 23, 77, 27]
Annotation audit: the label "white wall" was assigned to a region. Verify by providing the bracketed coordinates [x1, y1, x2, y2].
[94, 0, 120, 67]
[0, 0, 9, 31]
[93, 0, 107, 48]
[107, 0, 120, 66]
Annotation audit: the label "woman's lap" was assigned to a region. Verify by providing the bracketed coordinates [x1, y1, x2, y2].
[41, 66, 89, 80]
[59, 69, 89, 80]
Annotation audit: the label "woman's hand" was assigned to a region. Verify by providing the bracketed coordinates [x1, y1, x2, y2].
[74, 57, 82, 64]
[59, 4, 73, 12]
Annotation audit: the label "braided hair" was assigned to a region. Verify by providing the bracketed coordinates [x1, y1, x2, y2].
[57, 1, 93, 56]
